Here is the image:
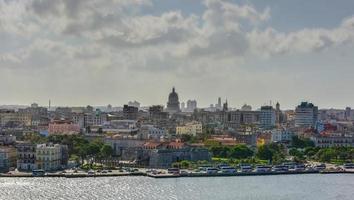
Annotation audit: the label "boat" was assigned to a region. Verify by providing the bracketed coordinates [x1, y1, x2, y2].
[32, 169, 45, 177]
[273, 165, 288, 172]
[206, 167, 219, 174]
[220, 166, 236, 173]
[87, 170, 95, 176]
[343, 163, 354, 169]
[240, 164, 253, 173]
[294, 164, 305, 171]
[315, 164, 326, 170]
[255, 165, 271, 173]
[167, 168, 180, 174]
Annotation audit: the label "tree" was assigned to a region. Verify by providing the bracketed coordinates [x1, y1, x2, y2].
[291, 136, 315, 148]
[256, 145, 273, 161]
[229, 145, 254, 159]
[100, 145, 113, 159]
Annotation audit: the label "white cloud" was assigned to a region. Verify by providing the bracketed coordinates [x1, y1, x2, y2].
[1, 0, 354, 106]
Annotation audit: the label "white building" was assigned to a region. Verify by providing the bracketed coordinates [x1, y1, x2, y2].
[176, 122, 203, 136]
[36, 144, 62, 171]
[271, 129, 294, 143]
[139, 125, 167, 140]
[295, 102, 318, 128]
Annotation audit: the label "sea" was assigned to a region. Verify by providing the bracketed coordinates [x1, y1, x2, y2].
[0, 174, 353, 200]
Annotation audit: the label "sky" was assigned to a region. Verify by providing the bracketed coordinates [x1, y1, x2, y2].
[1, 0, 354, 109]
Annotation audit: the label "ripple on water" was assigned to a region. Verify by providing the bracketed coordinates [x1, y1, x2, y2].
[0, 174, 354, 200]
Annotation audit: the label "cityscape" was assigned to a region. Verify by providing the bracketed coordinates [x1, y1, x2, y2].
[1, 87, 354, 174]
[1, 0, 354, 199]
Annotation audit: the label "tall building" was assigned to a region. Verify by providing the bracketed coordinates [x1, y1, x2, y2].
[260, 106, 276, 129]
[345, 107, 352, 121]
[216, 97, 222, 110]
[275, 102, 284, 124]
[186, 100, 197, 112]
[295, 102, 318, 128]
[166, 87, 181, 114]
[123, 105, 139, 120]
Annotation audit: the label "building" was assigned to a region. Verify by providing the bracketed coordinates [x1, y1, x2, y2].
[259, 106, 276, 129]
[295, 102, 318, 128]
[271, 129, 294, 143]
[103, 120, 139, 134]
[225, 110, 260, 129]
[18, 104, 48, 126]
[166, 87, 181, 114]
[216, 97, 222, 110]
[123, 105, 139, 120]
[16, 142, 37, 171]
[345, 107, 352, 121]
[48, 119, 80, 135]
[0, 109, 32, 127]
[0, 146, 17, 172]
[186, 100, 197, 112]
[176, 122, 203, 136]
[105, 136, 145, 160]
[311, 135, 354, 148]
[0, 134, 16, 145]
[72, 111, 107, 129]
[139, 125, 167, 140]
[36, 144, 62, 171]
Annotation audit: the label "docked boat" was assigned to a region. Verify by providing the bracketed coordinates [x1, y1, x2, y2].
[255, 165, 271, 173]
[32, 169, 45, 177]
[273, 165, 289, 172]
[315, 164, 326, 171]
[240, 164, 253, 173]
[220, 166, 236, 174]
[294, 164, 306, 171]
[343, 163, 354, 169]
[167, 168, 180, 174]
[206, 167, 219, 174]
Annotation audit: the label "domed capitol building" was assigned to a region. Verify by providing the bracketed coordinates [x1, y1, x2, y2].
[166, 87, 181, 114]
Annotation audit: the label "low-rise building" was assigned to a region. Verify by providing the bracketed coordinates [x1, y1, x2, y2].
[311, 135, 354, 148]
[36, 144, 62, 171]
[0, 134, 16, 145]
[48, 120, 80, 135]
[16, 142, 37, 171]
[176, 122, 202, 136]
[0, 146, 17, 172]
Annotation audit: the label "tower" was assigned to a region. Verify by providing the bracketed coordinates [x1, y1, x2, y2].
[166, 87, 181, 114]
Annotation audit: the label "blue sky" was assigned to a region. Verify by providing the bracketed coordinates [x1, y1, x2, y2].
[0, 0, 354, 109]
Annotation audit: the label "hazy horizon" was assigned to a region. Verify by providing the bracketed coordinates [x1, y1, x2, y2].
[1, 0, 354, 109]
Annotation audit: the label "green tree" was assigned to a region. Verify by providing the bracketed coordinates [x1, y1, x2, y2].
[100, 145, 113, 158]
[291, 136, 315, 148]
[229, 145, 254, 159]
[256, 145, 273, 161]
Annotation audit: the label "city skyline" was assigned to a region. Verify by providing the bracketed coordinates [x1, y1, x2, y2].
[1, 0, 354, 108]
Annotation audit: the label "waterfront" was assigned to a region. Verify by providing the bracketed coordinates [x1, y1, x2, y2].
[0, 174, 353, 200]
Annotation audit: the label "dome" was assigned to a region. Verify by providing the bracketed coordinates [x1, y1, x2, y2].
[166, 87, 181, 113]
[168, 87, 179, 101]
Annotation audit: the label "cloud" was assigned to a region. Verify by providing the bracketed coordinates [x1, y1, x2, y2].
[1, 0, 354, 106]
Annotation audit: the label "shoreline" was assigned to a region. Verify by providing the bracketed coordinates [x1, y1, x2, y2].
[1, 170, 353, 179]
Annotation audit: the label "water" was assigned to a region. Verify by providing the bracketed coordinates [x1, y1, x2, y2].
[0, 174, 353, 200]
